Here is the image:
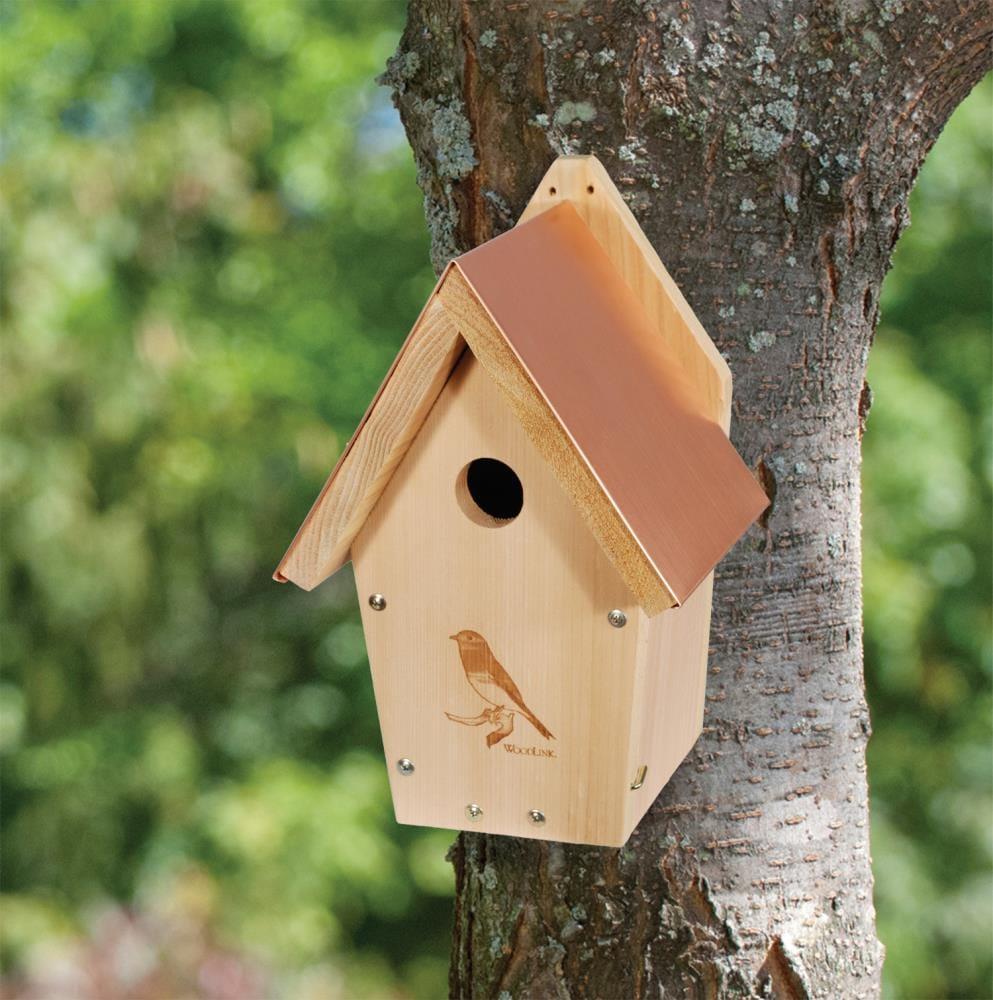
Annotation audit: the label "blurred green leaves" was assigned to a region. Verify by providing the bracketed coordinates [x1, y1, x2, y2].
[863, 77, 992, 1000]
[1, 1, 448, 996]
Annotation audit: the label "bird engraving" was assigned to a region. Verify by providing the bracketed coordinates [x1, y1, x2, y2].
[446, 630, 555, 748]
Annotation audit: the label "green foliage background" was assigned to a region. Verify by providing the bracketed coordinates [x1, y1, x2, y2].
[0, 2, 989, 997]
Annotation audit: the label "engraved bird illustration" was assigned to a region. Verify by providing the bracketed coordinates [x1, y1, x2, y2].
[446, 630, 555, 748]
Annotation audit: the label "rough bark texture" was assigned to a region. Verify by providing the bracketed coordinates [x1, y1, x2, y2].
[382, 3, 991, 997]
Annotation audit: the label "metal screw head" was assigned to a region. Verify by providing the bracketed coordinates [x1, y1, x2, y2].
[607, 608, 628, 629]
[465, 803, 483, 821]
[528, 809, 546, 826]
[396, 758, 415, 776]
[369, 593, 387, 611]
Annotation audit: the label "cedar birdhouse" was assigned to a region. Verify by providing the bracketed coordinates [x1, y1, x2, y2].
[275, 157, 768, 847]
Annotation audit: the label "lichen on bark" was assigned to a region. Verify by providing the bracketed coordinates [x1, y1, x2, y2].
[383, 1, 992, 995]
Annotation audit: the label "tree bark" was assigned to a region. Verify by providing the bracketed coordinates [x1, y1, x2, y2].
[382, 3, 991, 996]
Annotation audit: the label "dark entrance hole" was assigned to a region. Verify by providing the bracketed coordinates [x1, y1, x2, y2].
[457, 458, 524, 526]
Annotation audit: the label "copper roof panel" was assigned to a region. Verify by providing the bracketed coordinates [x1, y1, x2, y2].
[454, 203, 768, 603]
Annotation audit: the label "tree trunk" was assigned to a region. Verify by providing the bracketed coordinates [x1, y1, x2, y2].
[382, 4, 990, 996]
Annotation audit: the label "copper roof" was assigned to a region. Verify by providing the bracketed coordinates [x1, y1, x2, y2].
[275, 199, 767, 611]
[452, 203, 768, 604]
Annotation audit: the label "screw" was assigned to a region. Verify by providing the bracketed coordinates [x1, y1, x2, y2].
[369, 594, 387, 611]
[528, 809, 546, 826]
[397, 758, 414, 776]
[607, 609, 627, 628]
[465, 803, 483, 821]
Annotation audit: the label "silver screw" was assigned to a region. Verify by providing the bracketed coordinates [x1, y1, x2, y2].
[369, 593, 387, 611]
[397, 758, 415, 776]
[528, 809, 546, 826]
[607, 608, 627, 628]
[465, 803, 483, 821]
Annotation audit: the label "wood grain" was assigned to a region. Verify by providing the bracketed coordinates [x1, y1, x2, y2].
[624, 576, 716, 834]
[352, 353, 641, 846]
[275, 298, 464, 590]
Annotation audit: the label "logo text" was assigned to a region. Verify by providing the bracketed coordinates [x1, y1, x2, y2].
[502, 743, 557, 758]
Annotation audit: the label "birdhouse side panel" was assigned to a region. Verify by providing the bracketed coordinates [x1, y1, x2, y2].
[623, 575, 714, 836]
[351, 351, 641, 847]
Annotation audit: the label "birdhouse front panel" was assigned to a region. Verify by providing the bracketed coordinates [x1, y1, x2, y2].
[351, 352, 642, 846]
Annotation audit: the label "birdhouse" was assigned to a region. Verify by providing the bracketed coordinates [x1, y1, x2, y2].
[275, 156, 768, 847]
